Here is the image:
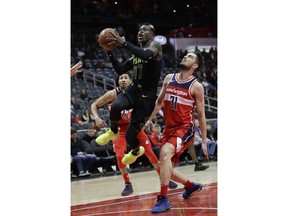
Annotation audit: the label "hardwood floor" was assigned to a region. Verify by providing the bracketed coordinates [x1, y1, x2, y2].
[71, 161, 217, 215]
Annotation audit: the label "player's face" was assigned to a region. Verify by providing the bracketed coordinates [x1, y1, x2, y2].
[138, 25, 153, 43]
[180, 53, 198, 69]
[154, 126, 161, 133]
[118, 74, 131, 90]
[71, 132, 77, 139]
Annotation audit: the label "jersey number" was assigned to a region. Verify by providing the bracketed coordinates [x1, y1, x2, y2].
[170, 96, 178, 110]
[133, 65, 143, 79]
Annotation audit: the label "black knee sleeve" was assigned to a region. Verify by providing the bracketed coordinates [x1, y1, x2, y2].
[126, 125, 140, 149]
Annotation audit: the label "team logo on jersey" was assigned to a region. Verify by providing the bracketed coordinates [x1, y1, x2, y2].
[121, 109, 132, 120]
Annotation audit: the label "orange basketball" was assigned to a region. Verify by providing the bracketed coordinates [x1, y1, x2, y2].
[98, 28, 118, 50]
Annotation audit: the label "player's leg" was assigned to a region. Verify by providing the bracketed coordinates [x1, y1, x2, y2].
[114, 137, 133, 196]
[121, 123, 144, 164]
[151, 142, 174, 213]
[121, 93, 153, 164]
[138, 130, 178, 189]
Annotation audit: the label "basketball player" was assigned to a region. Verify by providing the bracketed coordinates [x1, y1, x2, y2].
[147, 51, 209, 213]
[96, 23, 162, 165]
[91, 72, 177, 196]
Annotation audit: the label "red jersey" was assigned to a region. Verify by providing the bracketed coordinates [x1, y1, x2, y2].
[163, 73, 198, 128]
[108, 87, 132, 130]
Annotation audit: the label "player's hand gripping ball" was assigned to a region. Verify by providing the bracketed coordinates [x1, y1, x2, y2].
[98, 28, 118, 51]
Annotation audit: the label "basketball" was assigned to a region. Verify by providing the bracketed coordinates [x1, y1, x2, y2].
[98, 28, 118, 50]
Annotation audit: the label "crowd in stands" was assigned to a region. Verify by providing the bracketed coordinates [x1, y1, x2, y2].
[71, 119, 217, 179]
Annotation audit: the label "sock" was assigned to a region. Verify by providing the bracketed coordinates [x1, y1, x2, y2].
[123, 173, 130, 183]
[184, 180, 193, 190]
[110, 121, 119, 134]
[160, 184, 168, 197]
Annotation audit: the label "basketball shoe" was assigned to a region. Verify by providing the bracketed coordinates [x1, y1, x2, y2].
[121, 183, 133, 196]
[194, 162, 209, 171]
[151, 195, 171, 213]
[182, 182, 203, 199]
[121, 146, 145, 164]
[168, 180, 178, 189]
[95, 128, 119, 145]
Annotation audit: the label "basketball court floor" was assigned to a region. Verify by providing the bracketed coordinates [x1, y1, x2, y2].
[71, 161, 217, 215]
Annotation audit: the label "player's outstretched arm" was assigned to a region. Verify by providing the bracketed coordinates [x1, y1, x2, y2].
[71, 61, 82, 76]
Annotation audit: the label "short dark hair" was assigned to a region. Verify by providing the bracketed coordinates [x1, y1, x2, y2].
[141, 22, 156, 35]
[116, 71, 132, 87]
[193, 50, 202, 71]
[71, 129, 77, 135]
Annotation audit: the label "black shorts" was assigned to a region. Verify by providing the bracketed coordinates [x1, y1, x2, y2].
[124, 83, 157, 130]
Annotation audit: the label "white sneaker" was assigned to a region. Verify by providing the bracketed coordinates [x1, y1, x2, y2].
[79, 171, 91, 177]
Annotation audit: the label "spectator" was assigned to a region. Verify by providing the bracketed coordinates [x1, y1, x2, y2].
[193, 119, 217, 160]
[71, 96, 81, 113]
[206, 122, 217, 160]
[71, 129, 97, 177]
[71, 88, 77, 97]
[81, 108, 94, 123]
[72, 113, 83, 124]
[148, 123, 162, 158]
[148, 123, 162, 147]
[80, 88, 89, 100]
[187, 144, 209, 171]
[81, 127, 97, 144]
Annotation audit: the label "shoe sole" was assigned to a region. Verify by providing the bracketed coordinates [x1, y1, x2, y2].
[121, 191, 133, 196]
[194, 167, 209, 171]
[151, 206, 171, 213]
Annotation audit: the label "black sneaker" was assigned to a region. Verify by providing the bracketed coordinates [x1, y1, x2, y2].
[121, 183, 133, 196]
[194, 162, 209, 171]
[182, 183, 203, 199]
[168, 180, 178, 189]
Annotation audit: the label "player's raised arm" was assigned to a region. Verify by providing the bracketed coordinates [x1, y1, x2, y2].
[70, 61, 82, 76]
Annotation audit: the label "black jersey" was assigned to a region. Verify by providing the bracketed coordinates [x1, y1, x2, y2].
[131, 57, 161, 93]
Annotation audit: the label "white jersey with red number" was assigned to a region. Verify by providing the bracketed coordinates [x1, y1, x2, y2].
[108, 87, 132, 126]
[163, 73, 198, 128]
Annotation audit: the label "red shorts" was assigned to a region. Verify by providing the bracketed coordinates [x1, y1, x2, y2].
[162, 124, 195, 163]
[113, 126, 158, 168]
